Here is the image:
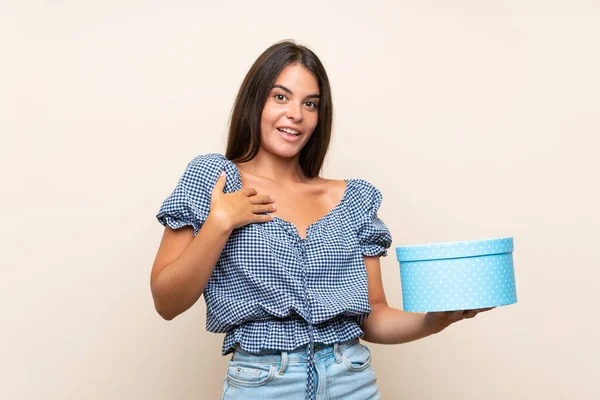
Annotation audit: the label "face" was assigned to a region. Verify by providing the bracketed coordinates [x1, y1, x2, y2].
[260, 63, 320, 159]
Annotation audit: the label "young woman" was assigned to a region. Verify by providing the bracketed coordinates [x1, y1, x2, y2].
[151, 40, 491, 400]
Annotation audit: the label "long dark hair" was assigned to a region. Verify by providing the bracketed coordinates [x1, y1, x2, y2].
[225, 40, 333, 179]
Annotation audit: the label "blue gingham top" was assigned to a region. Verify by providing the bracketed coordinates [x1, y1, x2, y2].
[156, 153, 392, 398]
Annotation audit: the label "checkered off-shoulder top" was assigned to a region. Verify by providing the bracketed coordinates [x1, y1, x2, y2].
[156, 153, 392, 398]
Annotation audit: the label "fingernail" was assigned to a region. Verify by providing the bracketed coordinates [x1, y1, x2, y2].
[220, 171, 226, 177]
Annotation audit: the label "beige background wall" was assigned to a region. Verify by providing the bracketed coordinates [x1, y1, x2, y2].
[2, 1, 599, 399]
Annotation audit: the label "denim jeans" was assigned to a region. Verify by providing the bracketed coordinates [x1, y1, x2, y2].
[221, 338, 380, 400]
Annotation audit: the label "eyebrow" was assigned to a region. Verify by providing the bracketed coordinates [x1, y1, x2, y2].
[272, 84, 320, 99]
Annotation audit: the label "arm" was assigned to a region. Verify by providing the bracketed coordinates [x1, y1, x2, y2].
[360, 255, 436, 344]
[360, 255, 490, 344]
[150, 214, 233, 321]
[150, 172, 275, 321]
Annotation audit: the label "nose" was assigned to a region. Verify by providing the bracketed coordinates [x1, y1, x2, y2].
[286, 101, 302, 122]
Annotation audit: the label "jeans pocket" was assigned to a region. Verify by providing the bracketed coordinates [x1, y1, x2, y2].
[226, 361, 277, 388]
[340, 342, 372, 372]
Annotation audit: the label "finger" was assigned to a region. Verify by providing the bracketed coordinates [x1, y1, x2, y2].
[253, 204, 276, 213]
[468, 307, 493, 315]
[241, 187, 258, 196]
[447, 311, 463, 321]
[249, 194, 275, 204]
[213, 171, 227, 193]
[255, 214, 274, 223]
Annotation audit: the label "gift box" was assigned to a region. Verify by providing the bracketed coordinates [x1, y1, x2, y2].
[396, 237, 517, 312]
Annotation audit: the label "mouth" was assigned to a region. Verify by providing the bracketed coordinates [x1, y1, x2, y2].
[277, 127, 302, 142]
[277, 127, 301, 136]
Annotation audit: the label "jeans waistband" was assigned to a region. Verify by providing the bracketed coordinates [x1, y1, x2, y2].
[231, 337, 359, 364]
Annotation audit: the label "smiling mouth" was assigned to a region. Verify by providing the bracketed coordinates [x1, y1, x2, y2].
[277, 128, 300, 136]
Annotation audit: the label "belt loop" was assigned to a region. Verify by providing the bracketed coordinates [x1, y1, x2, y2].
[334, 343, 342, 363]
[278, 350, 289, 375]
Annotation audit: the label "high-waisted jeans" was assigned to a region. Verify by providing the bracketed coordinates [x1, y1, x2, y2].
[221, 338, 380, 400]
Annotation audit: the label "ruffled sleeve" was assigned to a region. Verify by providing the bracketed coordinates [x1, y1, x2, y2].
[354, 179, 393, 257]
[156, 154, 217, 236]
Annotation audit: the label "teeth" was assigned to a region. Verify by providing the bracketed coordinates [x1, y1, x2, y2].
[278, 128, 299, 135]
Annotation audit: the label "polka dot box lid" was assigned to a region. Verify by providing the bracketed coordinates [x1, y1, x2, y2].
[395, 238, 517, 312]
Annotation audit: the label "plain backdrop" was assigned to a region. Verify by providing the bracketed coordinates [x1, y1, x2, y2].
[2, 1, 599, 399]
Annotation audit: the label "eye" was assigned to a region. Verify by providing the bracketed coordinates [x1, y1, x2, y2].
[274, 93, 287, 101]
[305, 101, 319, 109]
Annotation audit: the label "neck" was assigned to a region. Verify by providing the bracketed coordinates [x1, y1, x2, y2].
[236, 149, 308, 184]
